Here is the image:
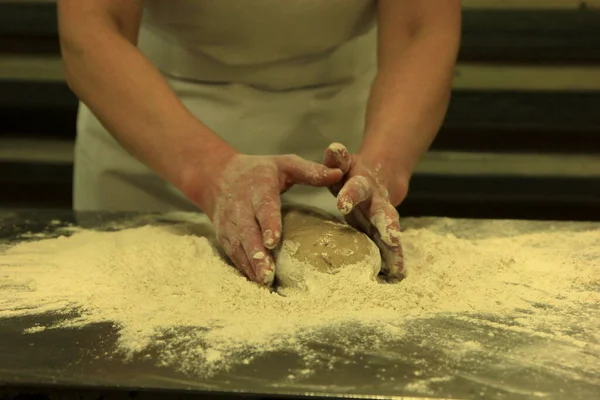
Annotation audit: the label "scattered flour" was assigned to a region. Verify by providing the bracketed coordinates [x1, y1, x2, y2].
[0, 214, 599, 383]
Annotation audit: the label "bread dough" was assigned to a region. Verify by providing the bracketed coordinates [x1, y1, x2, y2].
[274, 206, 381, 291]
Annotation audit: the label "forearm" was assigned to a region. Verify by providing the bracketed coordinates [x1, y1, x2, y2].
[361, 31, 459, 185]
[60, 18, 234, 189]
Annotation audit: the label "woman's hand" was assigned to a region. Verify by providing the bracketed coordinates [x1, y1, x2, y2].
[324, 143, 407, 281]
[183, 151, 343, 286]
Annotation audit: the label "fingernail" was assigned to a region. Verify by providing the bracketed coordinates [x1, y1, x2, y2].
[328, 142, 345, 152]
[338, 197, 353, 215]
[262, 268, 275, 286]
[253, 253, 274, 286]
[257, 258, 275, 286]
[263, 230, 277, 249]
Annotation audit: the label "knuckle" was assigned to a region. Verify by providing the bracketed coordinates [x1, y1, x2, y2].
[284, 154, 304, 164]
[238, 226, 256, 241]
[352, 175, 370, 188]
[277, 154, 302, 168]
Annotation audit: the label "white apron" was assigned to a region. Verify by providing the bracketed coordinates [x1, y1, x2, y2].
[74, 0, 378, 216]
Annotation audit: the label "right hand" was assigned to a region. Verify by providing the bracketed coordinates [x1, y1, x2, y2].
[183, 152, 343, 286]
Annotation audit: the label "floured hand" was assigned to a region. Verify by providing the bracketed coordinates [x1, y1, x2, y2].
[184, 152, 343, 286]
[323, 143, 406, 281]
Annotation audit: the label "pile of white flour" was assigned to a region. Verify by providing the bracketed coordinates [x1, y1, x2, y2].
[0, 214, 598, 381]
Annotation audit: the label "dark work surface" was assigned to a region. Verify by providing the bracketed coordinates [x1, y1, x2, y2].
[1, 2, 600, 62]
[0, 210, 599, 400]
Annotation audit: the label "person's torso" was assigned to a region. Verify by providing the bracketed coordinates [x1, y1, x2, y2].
[76, 0, 380, 212]
[138, 0, 377, 89]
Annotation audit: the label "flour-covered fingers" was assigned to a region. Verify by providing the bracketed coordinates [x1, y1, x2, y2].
[239, 223, 276, 286]
[375, 233, 406, 281]
[323, 143, 351, 198]
[252, 193, 282, 250]
[367, 200, 402, 248]
[364, 199, 404, 280]
[337, 176, 373, 215]
[225, 240, 256, 281]
[278, 155, 343, 186]
[346, 207, 405, 281]
[323, 142, 352, 173]
[346, 196, 404, 280]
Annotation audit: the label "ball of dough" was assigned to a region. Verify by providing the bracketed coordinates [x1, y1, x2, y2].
[274, 206, 381, 291]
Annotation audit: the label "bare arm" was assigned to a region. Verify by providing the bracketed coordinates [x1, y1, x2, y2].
[322, 1, 460, 278]
[59, 0, 345, 285]
[360, 0, 462, 204]
[58, 0, 236, 200]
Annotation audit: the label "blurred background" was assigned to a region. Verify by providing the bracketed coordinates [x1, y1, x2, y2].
[0, 0, 599, 220]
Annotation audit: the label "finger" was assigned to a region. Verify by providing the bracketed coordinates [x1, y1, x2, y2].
[347, 206, 405, 281]
[357, 197, 405, 280]
[323, 143, 352, 173]
[323, 143, 352, 198]
[278, 155, 343, 186]
[353, 204, 405, 281]
[375, 233, 406, 281]
[223, 238, 256, 282]
[239, 222, 276, 286]
[337, 176, 373, 215]
[252, 192, 282, 250]
[364, 196, 402, 248]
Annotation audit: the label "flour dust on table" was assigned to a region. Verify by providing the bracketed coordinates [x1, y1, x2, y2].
[0, 212, 599, 394]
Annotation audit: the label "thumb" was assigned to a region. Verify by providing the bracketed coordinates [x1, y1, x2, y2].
[323, 143, 351, 197]
[337, 175, 373, 215]
[277, 155, 343, 186]
[323, 142, 352, 173]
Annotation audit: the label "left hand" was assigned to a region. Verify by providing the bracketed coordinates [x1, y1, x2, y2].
[323, 143, 407, 281]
